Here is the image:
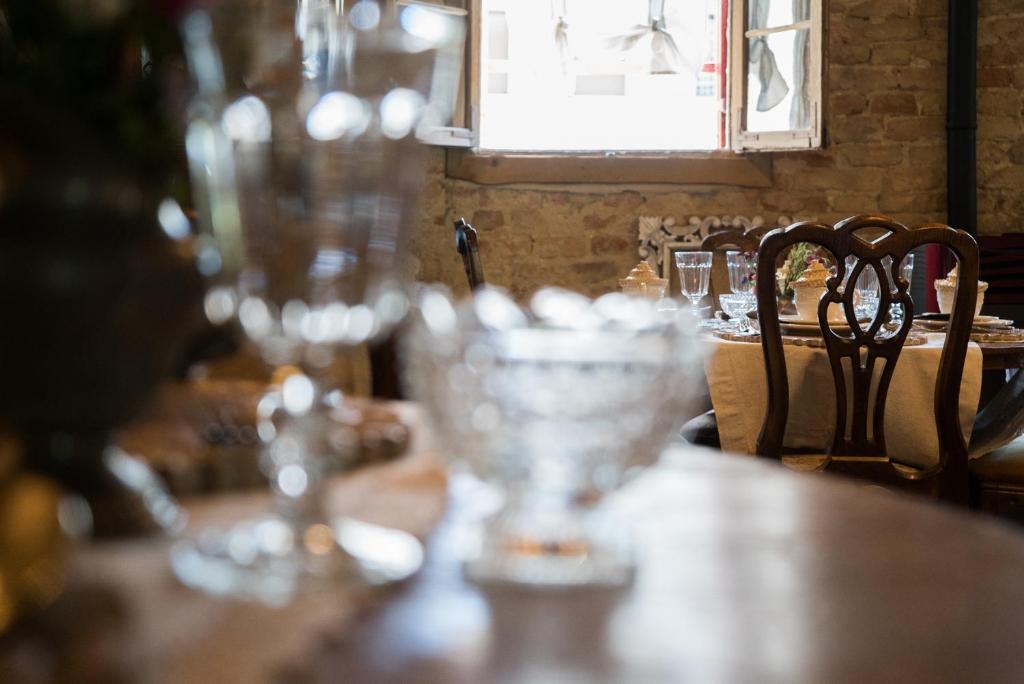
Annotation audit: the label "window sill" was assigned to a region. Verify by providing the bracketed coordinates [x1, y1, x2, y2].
[445, 149, 773, 187]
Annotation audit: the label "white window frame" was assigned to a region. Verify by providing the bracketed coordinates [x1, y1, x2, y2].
[430, 0, 823, 162]
[393, 0, 475, 147]
[729, 0, 824, 151]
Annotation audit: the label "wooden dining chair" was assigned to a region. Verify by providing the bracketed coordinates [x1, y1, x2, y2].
[745, 224, 775, 241]
[454, 217, 485, 290]
[754, 215, 979, 503]
[700, 229, 760, 312]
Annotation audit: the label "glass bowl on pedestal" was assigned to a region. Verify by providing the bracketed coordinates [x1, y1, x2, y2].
[405, 287, 702, 588]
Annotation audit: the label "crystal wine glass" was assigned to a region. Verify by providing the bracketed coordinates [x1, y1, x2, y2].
[675, 251, 713, 319]
[884, 253, 915, 324]
[845, 255, 880, 320]
[171, 0, 463, 603]
[724, 250, 757, 331]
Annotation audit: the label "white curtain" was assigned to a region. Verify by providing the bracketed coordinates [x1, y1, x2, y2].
[789, 0, 811, 128]
[552, 0, 570, 73]
[748, 0, 788, 111]
[606, 0, 691, 75]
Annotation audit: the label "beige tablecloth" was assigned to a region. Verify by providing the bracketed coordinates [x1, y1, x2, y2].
[704, 334, 983, 468]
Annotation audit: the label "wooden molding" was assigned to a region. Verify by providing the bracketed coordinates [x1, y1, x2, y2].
[445, 150, 773, 187]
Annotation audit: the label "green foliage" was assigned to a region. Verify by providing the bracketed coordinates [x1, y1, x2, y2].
[778, 242, 832, 296]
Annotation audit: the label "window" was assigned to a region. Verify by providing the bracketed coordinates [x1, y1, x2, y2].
[434, 0, 823, 155]
[730, 0, 822, 150]
[480, 0, 724, 151]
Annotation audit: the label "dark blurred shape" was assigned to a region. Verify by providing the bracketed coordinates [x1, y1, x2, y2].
[0, 580, 133, 683]
[369, 335, 405, 400]
[173, 320, 241, 378]
[454, 217, 485, 290]
[0, 0, 204, 537]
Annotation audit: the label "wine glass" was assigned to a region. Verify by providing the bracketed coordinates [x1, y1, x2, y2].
[171, 1, 463, 603]
[724, 250, 757, 331]
[885, 253, 915, 324]
[845, 255, 880, 320]
[675, 251, 713, 319]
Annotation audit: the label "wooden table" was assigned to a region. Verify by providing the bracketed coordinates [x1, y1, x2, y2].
[313, 446, 1024, 683]
[978, 340, 1024, 371]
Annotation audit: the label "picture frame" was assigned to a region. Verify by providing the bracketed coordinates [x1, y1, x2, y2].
[638, 215, 799, 297]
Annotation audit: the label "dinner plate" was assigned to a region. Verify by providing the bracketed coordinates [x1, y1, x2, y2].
[972, 315, 1014, 328]
[914, 316, 1013, 331]
[779, 314, 854, 325]
[779, 320, 854, 334]
[778, 314, 865, 334]
[913, 319, 948, 332]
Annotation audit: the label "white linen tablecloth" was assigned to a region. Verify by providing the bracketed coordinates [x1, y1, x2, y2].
[704, 333, 983, 468]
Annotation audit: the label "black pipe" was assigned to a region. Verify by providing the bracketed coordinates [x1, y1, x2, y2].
[947, 0, 977, 236]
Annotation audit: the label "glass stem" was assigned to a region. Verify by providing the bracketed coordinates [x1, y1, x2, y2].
[267, 345, 361, 533]
[264, 367, 334, 531]
[273, 405, 325, 529]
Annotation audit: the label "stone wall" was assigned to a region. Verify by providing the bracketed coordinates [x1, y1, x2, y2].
[412, 0, 1015, 300]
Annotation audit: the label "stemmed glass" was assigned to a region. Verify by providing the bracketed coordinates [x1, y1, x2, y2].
[675, 251, 713, 320]
[846, 254, 915, 324]
[171, 1, 463, 603]
[720, 250, 757, 331]
[885, 253, 915, 324]
[845, 255, 880, 320]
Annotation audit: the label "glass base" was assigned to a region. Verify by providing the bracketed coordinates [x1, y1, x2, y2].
[460, 505, 635, 589]
[170, 516, 424, 605]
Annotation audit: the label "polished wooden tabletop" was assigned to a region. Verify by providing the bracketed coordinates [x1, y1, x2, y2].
[314, 446, 1024, 683]
[978, 340, 1024, 370]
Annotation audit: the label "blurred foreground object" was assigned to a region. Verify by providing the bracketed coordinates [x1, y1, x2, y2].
[171, 0, 464, 601]
[118, 379, 411, 497]
[0, 429, 68, 636]
[0, 2, 203, 536]
[405, 286, 702, 587]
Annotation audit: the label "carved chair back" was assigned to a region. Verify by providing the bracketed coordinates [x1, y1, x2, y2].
[745, 224, 774, 241]
[754, 215, 979, 502]
[700, 229, 761, 312]
[454, 217, 485, 290]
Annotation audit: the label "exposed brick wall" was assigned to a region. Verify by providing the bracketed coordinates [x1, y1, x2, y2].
[977, 1, 1024, 236]
[412, 0, 1013, 299]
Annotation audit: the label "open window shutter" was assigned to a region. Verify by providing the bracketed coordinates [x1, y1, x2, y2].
[394, 0, 475, 147]
[729, 0, 823, 151]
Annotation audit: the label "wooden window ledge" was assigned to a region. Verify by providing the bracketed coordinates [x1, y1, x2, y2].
[445, 149, 773, 187]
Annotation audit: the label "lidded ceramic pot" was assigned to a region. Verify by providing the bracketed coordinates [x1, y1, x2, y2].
[619, 261, 668, 301]
[790, 261, 843, 322]
[934, 265, 987, 318]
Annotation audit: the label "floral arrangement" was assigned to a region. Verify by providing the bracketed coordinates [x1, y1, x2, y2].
[775, 243, 832, 296]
